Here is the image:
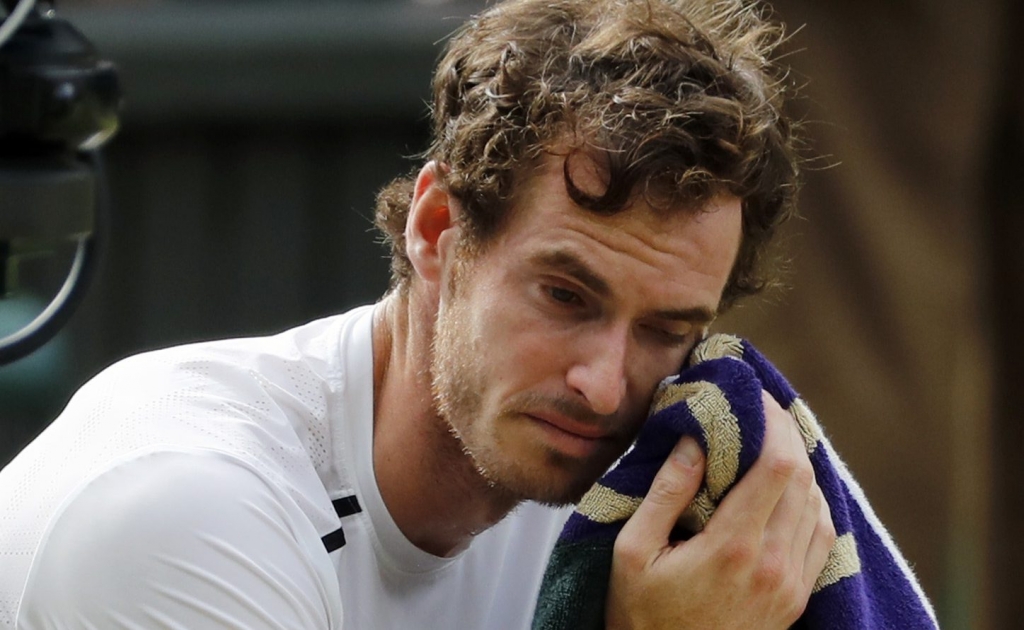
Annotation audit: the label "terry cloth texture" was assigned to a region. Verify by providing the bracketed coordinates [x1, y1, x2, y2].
[531, 334, 939, 630]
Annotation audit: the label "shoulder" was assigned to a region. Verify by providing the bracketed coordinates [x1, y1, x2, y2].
[91, 305, 373, 391]
[86, 310, 360, 404]
[17, 450, 343, 630]
[42, 306, 376, 480]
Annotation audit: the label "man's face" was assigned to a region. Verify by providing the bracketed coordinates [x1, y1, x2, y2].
[429, 157, 742, 506]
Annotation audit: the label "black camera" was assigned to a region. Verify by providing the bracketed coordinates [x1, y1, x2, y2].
[0, 0, 120, 365]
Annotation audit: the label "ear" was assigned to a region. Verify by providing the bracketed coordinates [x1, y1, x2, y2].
[405, 161, 461, 287]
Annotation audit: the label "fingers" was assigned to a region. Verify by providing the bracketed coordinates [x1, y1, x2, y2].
[755, 391, 836, 596]
[789, 481, 823, 569]
[714, 389, 834, 597]
[802, 487, 837, 593]
[714, 391, 802, 535]
[763, 404, 816, 561]
[619, 437, 705, 553]
[609, 389, 836, 630]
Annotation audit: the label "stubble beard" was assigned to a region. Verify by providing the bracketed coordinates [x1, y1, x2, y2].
[428, 289, 623, 508]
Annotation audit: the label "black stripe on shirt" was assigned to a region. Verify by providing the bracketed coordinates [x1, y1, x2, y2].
[322, 527, 347, 553]
[332, 495, 362, 518]
[321, 494, 362, 553]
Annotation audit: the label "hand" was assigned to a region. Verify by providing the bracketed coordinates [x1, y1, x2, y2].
[606, 391, 836, 630]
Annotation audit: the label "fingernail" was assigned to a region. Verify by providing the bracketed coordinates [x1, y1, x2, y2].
[673, 437, 702, 466]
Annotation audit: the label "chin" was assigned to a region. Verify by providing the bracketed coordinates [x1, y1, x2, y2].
[479, 447, 613, 507]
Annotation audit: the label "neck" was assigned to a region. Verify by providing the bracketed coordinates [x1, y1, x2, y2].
[371, 289, 518, 557]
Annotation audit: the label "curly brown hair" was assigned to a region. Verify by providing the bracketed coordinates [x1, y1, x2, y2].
[375, 0, 800, 309]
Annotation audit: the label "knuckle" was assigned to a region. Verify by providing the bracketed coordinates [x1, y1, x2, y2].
[766, 454, 798, 481]
[721, 538, 757, 568]
[806, 487, 823, 511]
[792, 465, 815, 490]
[752, 553, 786, 591]
[612, 534, 647, 573]
[787, 585, 810, 620]
[755, 556, 810, 622]
[647, 473, 690, 506]
[612, 529, 635, 556]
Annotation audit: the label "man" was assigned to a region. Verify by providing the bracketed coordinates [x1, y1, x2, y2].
[0, 0, 834, 628]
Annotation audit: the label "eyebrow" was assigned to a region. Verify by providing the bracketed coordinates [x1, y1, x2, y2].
[529, 250, 719, 324]
[651, 305, 718, 325]
[531, 250, 611, 296]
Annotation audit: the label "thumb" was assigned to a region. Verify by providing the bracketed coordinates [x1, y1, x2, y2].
[619, 436, 705, 549]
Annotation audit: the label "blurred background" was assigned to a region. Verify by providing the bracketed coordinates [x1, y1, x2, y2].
[1, 0, 1020, 628]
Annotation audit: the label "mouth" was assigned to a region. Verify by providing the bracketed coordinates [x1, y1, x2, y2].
[525, 412, 610, 459]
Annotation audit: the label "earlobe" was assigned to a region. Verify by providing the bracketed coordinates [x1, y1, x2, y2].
[406, 161, 459, 285]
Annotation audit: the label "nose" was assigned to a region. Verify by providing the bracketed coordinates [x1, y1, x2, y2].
[565, 327, 629, 416]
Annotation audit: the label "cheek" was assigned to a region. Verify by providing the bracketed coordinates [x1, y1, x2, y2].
[477, 302, 572, 382]
[626, 342, 693, 405]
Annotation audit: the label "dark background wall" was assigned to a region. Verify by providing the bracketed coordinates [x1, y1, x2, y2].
[2, 0, 451, 442]
[2, 1, 1019, 628]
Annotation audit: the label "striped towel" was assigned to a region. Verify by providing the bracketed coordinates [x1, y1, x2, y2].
[532, 334, 939, 629]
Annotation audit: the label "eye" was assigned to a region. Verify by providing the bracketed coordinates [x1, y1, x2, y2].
[642, 324, 692, 346]
[656, 329, 688, 344]
[548, 286, 583, 305]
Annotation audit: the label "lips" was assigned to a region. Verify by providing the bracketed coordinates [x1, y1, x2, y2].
[528, 412, 609, 440]
[527, 413, 610, 460]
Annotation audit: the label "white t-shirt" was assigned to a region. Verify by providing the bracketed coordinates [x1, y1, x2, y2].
[0, 305, 572, 629]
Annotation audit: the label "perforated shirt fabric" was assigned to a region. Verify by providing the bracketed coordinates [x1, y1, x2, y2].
[0, 305, 572, 629]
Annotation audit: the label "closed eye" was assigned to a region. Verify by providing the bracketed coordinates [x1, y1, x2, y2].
[642, 324, 692, 346]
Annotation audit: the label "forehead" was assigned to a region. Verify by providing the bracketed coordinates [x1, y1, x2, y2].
[485, 156, 742, 312]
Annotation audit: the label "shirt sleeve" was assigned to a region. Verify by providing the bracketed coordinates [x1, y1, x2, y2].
[16, 450, 344, 630]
